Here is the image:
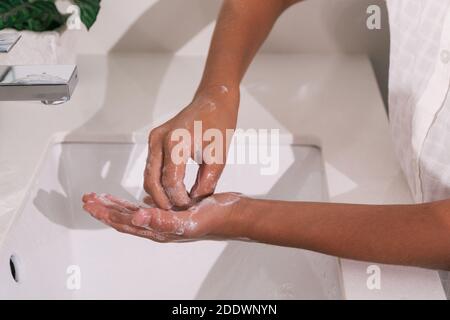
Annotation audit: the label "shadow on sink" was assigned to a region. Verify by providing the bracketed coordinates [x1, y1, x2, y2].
[194, 241, 340, 299]
[32, 143, 141, 230]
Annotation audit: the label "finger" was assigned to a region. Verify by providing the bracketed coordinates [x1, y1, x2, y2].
[104, 206, 134, 225]
[83, 196, 135, 226]
[107, 221, 169, 243]
[83, 201, 112, 223]
[144, 132, 172, 210]
[83, 194, 189, 238]
[161, 134, 191, 208]
[104, 194, 140, 211]
[86, 193, 135, 215]
[83, 201, 171, 242]
[84, 198, 184, 242]
[190, 164, 224, 200]
[82, 192, 97, 204]
[132, 208, 189, 236]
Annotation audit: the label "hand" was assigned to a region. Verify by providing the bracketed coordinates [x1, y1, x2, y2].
[144, 85, 239, 210]
[82, 192, 244, 242]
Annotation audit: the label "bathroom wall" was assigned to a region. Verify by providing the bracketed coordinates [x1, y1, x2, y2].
[75, 0, 390, 105]
[0, 0, 389, 105]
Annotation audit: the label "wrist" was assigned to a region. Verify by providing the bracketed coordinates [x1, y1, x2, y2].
[194, 83, 240, 103]
[221, 195, 258, 239]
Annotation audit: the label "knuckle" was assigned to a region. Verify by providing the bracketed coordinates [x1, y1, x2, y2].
[148, 130, 156, 143]
[148, 127, 163, 146]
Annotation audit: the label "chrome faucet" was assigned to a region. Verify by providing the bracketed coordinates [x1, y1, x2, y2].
[0, 33, 78, 105]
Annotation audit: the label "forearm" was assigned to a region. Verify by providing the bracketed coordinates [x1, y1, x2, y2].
[230, 198, 450, 270]
[197, 0, 300, 94]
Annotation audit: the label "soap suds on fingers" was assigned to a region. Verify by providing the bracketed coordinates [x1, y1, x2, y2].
[83, 192, 243, 242]
[105, 194, 140, 210]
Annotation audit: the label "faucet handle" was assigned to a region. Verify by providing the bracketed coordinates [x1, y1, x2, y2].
[0, 33, 21, 53]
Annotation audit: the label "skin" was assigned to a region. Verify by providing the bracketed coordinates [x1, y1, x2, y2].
[83, 192, 450, 270]
[144, 0, 297, 208]
[144, 85, 239, 210]
[82, 193, 242, 242]
[83, 0, 450, 271]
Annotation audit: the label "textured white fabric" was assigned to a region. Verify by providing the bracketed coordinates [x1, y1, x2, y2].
[386, 0, 450, 299]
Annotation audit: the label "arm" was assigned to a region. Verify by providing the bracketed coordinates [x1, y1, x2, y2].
[83, 193, 450, 271]
[197, 0, 301, 92]
[144, 0, 302, 210]
[235, 198, 450, 270]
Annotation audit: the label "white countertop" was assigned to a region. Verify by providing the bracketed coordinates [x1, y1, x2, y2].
[0, 53, 446, 299]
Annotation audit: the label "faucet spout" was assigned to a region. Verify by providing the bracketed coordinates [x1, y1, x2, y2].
[0, 65, 79, 105]
[0, 33, 78, 105]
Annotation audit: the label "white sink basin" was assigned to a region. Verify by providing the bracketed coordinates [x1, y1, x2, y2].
[0, 141, 342, 299]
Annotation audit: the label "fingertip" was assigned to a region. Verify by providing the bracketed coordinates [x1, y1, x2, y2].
[190, 166, 221, 201]
[82, 202, 96, 216]
[189, 192, 206, 204]
[189, 183, 199, 199]
[143, 181, 172, 210]
[162, 180, 191, 208]
[167, 192, 191, 209]
[190, 186, 214, 203]
[157, 199, 173, 211]
[82, 192, 96, 203]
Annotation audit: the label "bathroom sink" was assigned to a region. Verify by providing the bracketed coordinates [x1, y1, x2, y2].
[0, 140, 341, 299]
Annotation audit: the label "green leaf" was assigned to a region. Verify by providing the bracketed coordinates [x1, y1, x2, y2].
[73, 0, 100, 30]
[0, 0, 68, 32]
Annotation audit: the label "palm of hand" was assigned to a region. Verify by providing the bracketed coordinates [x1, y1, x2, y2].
[82, 192, 241, 242]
